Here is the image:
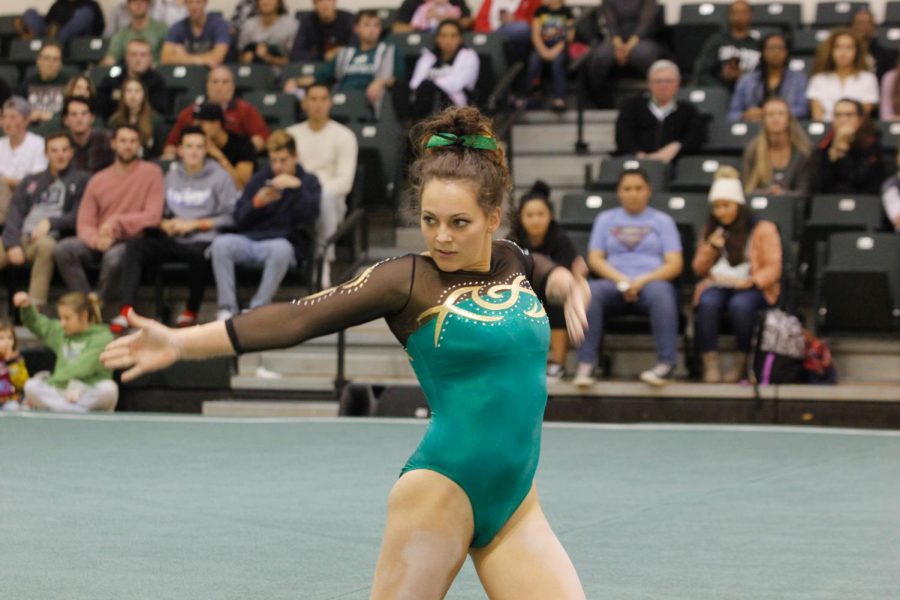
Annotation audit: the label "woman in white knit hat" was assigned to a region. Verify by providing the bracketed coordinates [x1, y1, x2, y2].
[692, 166, 782, 383]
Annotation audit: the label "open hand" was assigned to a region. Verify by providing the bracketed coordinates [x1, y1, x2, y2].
[563, 277, 590, 345]
[100, 310, 183, 382]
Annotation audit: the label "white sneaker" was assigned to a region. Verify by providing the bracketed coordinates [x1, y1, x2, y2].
[255, 366, 282, 379]
[216, 309, 233, 321]
[1, 400, 20, 411]
[546, 363, 566, 383]
[572, 363, 596, 387]
[640, 363, 675, 387]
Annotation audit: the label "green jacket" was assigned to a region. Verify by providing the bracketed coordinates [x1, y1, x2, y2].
[21, 305, 114, 388]
[694, 31, 761, 90]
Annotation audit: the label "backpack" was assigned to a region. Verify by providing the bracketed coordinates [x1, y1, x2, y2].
[751, 309, 807, 385]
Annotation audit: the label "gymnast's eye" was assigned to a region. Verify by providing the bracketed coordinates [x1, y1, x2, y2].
[422, 215, 437, 225]
[453, 219, 470, 228]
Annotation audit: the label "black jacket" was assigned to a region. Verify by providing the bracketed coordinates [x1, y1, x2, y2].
[614, 93, 705, 155]
[3, 165, 91, 248]
[96, 68, 168, 120]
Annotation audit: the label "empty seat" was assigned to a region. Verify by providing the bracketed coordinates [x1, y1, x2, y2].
[703, 120, 760, 154]
[243, 91, 299, 129]
[750, 2, 801, 30]
[351, 121, 404, 206]
[68, 36, 108, 66]
[814, 2, 868, 27]
[558, 191, 620, 230]
[670, 155, 742, 192]
[669, 23, 721, 78]
[679, 3, 729, 25]
[0, 64, 17, 89]
[886, 1, 900, 26]
[881, 121, 900, 153]
[330, 89, 374, 123]
[593, 157, 669, 191]
[229, 63, 276, 94]
[7, 38, 48, 65]
[648, 192, 709, 279]
[800, 120, 829, 146]
[157, 64, 208, 96]
[88, 64, 121, 87]
[387, 31, 434, 65]
[807, 194, 884, 235]
[281, 61, 326, 85]
[677, 86, 730, 120]
[792, 28, 830, 56]
[787, 55, 813, 78]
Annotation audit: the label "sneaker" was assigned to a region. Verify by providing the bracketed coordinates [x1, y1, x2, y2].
[546, 362, 566, 382]
[175, 310, 198, 328]
[110, 306, 132, 334]
[1, 400, 20, 412]
[216, 309, 233, 322]
[572, 363, 596, 387]
[255, 366, 282, 379]
[640, 363, 675, 387]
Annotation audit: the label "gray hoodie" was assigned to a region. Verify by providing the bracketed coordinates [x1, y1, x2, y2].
[164, 159, 239, 244]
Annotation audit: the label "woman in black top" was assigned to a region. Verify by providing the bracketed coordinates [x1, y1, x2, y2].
[816, 98, 883, 195]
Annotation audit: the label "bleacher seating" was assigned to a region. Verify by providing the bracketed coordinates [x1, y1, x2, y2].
[593, 157, 669, 191]
[68, 36, 108, 67]
[229, 63, 276, 95]
[678, 86, 730, 120]
[243, 91, 299, 130]
[7, 38, 47, 65]
[157, 64, 208, 99]
[704, 120, 761, 155]
[0, 64, 17, 88]
[330, 90, 374, 123]
[813, 1, 869, 27]
[559, 191, 619, 230]
[671, 156, 742, 192]
[750, 2, 802, 30]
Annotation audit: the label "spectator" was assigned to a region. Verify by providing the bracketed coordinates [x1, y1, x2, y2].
[102, 0, 169, 66]
[693, 167, 781, 383]
[742, 97, 814, 199]
[472, 0, 539, 64]
[815, 98, 882, 194]
[881, 148, 900, 231]
[112, 126, 239, 332]
[193, 102, 256, 189]
[0, 97, 49, 223]
[878, 56, 900, 121]
[807, 29, 878, 122]
[614, 60, 704, 162]
[161, 0, 231, 67]
[164, 66, 270, 155]
[286, 84, 357, 288]
[850, 7, 892, 82]
[107, 78, 168, 159]
[14, 291, 117, 413]
[20, 42, 66, 126]
[62, 96, 114, 173]
[508, 180, 588, 381]
[209, 130, 321, 320]
[2, 132, 89, 310]
[37, 75, 101, 133]
[393, 0, 472, 32]
[572, 167, 683, 388]
[238, 0, 298, 68]
[289, 11, 401, 112]
[0, 321, 28, 412]
[694, 0, 760, 91]
[586, 0, 664, 105]
[0, 78, 10, 108]
[289, 0, 356, 62]
[411, 0, 463, 32]
[97, 38, 169, 119]
[727, 33, 808, 122]
[18, 0, 105, 44]
[409, 20, 480, 117]
[54, 125, 164, 302]
[520, 0, 574, 111]
[230, 0, 258, 45]
[153, 0, 189, 26]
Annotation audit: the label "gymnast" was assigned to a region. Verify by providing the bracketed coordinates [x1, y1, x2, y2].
[101, 106, 590, 599]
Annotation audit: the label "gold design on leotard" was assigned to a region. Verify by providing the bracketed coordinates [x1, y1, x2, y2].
[417, 275, 546, 346]
[293, 261, 382, 305]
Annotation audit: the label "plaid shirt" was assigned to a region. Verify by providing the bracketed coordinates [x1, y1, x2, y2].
[72, 129, 114, 174]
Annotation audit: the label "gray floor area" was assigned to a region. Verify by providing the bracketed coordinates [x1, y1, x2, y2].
[2, 414, 899, 599]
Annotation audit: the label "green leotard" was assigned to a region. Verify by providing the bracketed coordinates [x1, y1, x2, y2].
[226, 241, 559, 548]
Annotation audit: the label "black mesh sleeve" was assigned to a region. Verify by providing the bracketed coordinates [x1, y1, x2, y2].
[499, 239, 562, 301]
[225, 255, 415, 354]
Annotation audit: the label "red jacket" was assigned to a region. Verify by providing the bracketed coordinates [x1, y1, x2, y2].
[473, 0, 541, 32]
[165, 98, 270, 148]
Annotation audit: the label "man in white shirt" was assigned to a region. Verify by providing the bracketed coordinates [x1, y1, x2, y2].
[0, 97, 48, 224]
[286, 84, 358, 288]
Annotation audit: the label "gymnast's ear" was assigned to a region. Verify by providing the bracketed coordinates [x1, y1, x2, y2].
[486, 206, 501, 234]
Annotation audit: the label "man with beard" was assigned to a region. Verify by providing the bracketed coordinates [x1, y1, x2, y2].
[54, 125, 164, 303]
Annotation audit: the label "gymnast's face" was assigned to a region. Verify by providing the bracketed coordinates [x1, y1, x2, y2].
[421, 179, 500, 273]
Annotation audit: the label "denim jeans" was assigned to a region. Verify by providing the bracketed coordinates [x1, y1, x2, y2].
[524, 49, 566, 100]
[210, 234, 296, 313]
[576, 279, 680, 367]
[22, 7, 96, 44]
[695, 286, 769, 353]
[53, 237, 126, 302]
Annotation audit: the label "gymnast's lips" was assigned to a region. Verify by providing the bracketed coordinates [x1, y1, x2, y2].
[434, 250, 457, 258]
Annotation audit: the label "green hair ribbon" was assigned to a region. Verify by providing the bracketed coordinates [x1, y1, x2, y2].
[425, 132, 498, 151]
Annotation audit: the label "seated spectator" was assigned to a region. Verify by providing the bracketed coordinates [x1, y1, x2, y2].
[193, 103, 256, 189]
[693, 167, 781, 383]
[152, 0, 189, 26]
[164, 66, 269, 155]
[62, 96, 114, 173]
[0, 78, 10, 108]
[238, 0, 298, 68]
[572, 167, 683, 388]
[286, 84, 358, 288]
[20, 43, 66, 126]
[54, 125, 164, 303]
[106, 0, 185, 34]
[209, 131, 321, 320]
[850, 7, 892, 82]
[816, 98, 882, 194]
[289, 0, 356, 62]
[393, 0, 472, 32]
[0, 98, 49, 223]
[107, 78, 168, 159]
[614, 60, 704, 163]
[878, 57, 900, 122]
[520, 0, 573, 111]
[288, 11, 402, 112]
[2, 132, 90, 311]
[508, 180, 588, 381]
[160, 0, 230, 67]
[102, 0, 169, 66]
[694, 0, 760, 91]
[807, 29, 878, 121]
[14, 291, 117, 413]
[411, 0, 463, 32]
[586, 0, 664, 105]
[112, 126, 239, 332]
[742, 97, 813, 199]
[882, 148, 900, 231]
[409, 20, 480, 117]
[37, 75, 102, 133]
[97, 38, 168, 119]
[0, 321, 28, 412]
[230, 0, 257, 44]
[18, 0, 105, 44]
[728, 33, 808, 122]
[472, 0, 538, 64]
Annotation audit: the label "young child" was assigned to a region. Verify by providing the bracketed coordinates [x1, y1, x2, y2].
[0, 320, 29, 411]
[14, 291, 118, 413]
[411, 0, 463, 32]
[521, 0, 575, 111]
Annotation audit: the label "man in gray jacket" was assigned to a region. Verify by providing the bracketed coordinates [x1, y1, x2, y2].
[112, 126, 239, 332]
[1, 131, 90, 309]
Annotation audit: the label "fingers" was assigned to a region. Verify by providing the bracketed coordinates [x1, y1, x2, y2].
[126, 309, 157, 330]
[121, 365, 144, 383]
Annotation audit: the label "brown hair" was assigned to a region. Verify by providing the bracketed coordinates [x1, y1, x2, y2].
[58, 292, 103, 325]
[406, 106, 511, 221]
[109, 77, 154, 146]
[834, 98, 878, 153]
[812, 28, 867, 75]
[0, 319, 18, 353]
[705, 166, 756, 266]
[266, 129, 297, 155]
[63, 75, 96, 103]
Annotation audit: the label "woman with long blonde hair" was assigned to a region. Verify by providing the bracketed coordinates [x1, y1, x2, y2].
[806, 28, 878, 121]
[108, 77, 166, 159]
[742, 97, 813, 198]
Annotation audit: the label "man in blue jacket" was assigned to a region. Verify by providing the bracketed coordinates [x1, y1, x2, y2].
[210, 130, 321, 320]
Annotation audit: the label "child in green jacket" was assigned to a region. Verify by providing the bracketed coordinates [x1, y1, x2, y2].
[14, 291, 117, 413]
